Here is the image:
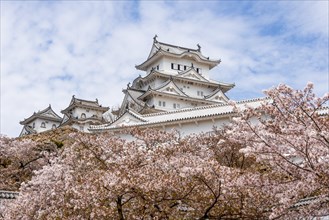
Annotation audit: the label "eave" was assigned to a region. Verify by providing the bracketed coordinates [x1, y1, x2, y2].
[89, 97, 270, 133]
[204, 87, 230, 102]
[137, 89, 218, 105]
[136, 49, 220, 71]
[20, 105, 62, 125]
[20, 114, 62, 125]
[61, 104, 109, 115]
[135, 70, 235, 93]
[60, 117, 104, 127]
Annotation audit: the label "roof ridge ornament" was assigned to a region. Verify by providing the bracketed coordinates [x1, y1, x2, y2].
[153, 34, 158, 43]
[197, 44, 201, 52]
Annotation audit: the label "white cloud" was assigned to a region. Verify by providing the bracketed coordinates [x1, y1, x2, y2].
[1, 1, 328, 137]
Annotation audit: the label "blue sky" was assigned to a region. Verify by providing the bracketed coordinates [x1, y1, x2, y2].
[1, 1, 328, 137]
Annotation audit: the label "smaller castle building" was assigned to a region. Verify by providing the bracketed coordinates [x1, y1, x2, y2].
[19, 105, 62, 136]
[60, 96, 109, 132]
[19, 96, 109, 137]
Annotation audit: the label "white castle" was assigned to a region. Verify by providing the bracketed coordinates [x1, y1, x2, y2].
[20, 36, 265, 137]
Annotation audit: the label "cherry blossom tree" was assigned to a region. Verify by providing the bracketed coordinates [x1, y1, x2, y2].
[2, 128, 272, 219]
[227, 83, 329, 219]
[0, 135, 55, 191]
[2, 83, 327, 219]
[0, 126, 76, 191]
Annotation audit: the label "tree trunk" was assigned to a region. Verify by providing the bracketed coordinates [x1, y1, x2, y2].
[116, 196, 125, 220]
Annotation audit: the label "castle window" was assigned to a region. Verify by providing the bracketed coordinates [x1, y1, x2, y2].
[41, 122, 46, 128]
[173, 103, 180, 109]
[52, 124, 56, 129]
[156, 65, 159, 70]
[81, 113, 86, 119]
[32, 122, 35, 128]
[197, 91, 204, 96]
[184, 65, 187, 70]
[171, 63, 182, 70]
[158, 101, 166, 107]
[196, 68, 202, 74]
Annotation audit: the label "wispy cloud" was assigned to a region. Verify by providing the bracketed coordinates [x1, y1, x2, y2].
[1, 1, 328, 137]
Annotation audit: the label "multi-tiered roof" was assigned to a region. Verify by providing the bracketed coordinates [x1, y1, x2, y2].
[61, 96, 109, 128]
[116, 36, 235, 116]
[90, 36, 239, 135]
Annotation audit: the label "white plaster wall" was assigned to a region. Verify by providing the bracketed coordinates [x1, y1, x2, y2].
[71, 107, 103, 120]
[71, 123, 86, 132]
[174, 81, 216, 98]
[29, 118, 61, 133]
[160, 57, 210, 77]
[144, 53, 212, 78]
[153, 96, 198, 111]
[71, 122, 96, 133]
[158, 117, 231, 136]
[113, 116, 232, 140]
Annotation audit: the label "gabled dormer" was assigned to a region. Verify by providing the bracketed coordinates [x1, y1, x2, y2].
[117, 87, 147, 116]
[110, 108, 148, 127]
[178, 68, 209, 82]
[204, 87, 229, 103]
[156, 78, 188, 97]
[60, 96, 109, 132]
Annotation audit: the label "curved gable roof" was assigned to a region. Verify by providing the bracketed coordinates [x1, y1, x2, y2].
[20, 105, 62, 125]
[102, 108, 148, 128]
[204, 87, 229, 103]
[178, 68, 209, 82]
[61, 96, 109, 115]
[136, 38, 220, 71]
[154, 78, 188, 97]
